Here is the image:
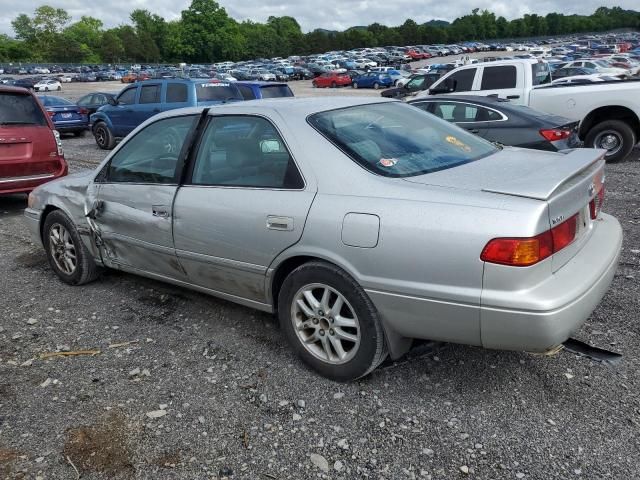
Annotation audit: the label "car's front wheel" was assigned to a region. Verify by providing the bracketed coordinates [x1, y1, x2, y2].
[43, 210, 101, 285]
[93, 122, 116, 150]
[352, 82, 358, 89]
[278, 261, 388, 381]
[373, 82, 380, 89]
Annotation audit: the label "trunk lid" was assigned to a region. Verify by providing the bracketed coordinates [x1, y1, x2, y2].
[404, 147, 607, 271]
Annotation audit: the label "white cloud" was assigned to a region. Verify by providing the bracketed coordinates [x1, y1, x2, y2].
[0, 0, 637, 36]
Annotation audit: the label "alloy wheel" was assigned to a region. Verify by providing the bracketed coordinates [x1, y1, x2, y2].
[291, 283, 361, 365]
[49, 223, 77, 275]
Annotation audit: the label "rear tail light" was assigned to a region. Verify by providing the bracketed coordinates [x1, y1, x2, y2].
[79, 108, 89, 114]
[589, 184, 606, 219]
[52, 130, 64, 157]
[539, 128, 572, 141]
[47, 110, 55, 117]
[481, 214, 579, 267]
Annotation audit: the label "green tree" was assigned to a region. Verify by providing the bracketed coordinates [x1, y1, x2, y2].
[100, 29, 125, 63]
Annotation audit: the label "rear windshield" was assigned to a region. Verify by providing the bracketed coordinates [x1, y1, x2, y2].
[195, 82, 242, 102]
[259, 85, 294, 99]
[308, 102, 497, 178]
[39, 96, 73, 106]
[0, 92, 47, 126]
[531, 62, 552, 85]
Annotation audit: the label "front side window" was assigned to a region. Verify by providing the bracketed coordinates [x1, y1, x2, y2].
[117, 87, 136, 105]
[308, 102, 496, 178]
[104, 115, 195, 184]
[139, 84, 161, 104]
[191, 115, 304, 189]
[447, 68, 476, 92]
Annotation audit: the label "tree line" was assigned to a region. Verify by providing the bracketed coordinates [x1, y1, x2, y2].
[0, 1, 638, 64]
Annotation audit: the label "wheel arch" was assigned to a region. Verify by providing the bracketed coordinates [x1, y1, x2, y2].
[268, 251, 413, 360]
[579, 105, 640, 140]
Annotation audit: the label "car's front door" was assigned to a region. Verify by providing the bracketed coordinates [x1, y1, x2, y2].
[134, 83, 162, 125]
[92, 114, 197, 279]
[108, 86, 138, 137]
[172, 114, 316, 305]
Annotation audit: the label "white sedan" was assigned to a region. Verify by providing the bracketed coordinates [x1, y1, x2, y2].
[34, 79, 62, 91]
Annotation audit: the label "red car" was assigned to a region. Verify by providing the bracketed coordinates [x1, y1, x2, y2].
[0, 86, 68, 195]
[312, 72, 352, 88]
[407, 49, 431, 60]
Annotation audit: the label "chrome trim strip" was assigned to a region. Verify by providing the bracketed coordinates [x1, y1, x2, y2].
[0, 173, 55, 184]
[175, 248, 267, 275]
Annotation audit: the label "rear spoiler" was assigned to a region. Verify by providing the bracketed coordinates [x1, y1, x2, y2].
[482, 149, 606, 200]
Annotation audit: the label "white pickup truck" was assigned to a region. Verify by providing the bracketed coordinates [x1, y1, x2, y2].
[416, 58, 640, 162]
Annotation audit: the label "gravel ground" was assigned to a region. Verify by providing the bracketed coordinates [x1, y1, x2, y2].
[1, 57, 639, 479]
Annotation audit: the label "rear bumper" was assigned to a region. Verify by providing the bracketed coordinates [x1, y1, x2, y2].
[480, 213, 622, 351]
[0, 169, 66, 194]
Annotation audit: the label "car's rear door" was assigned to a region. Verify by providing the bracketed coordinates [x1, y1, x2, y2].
[172, 114, 316, 305]
[92, 114, 197, 278]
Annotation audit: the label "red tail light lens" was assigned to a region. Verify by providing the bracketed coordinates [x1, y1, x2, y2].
[79, 108, 89, 114]
[47, 110, 55, 117]
[539, 128, 572, 141]
[481, 214, 579, 267]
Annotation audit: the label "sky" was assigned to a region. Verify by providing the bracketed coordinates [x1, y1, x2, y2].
[0, 0, 638, 36]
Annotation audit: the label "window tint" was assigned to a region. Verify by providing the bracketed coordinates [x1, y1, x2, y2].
[480, 66, 517, 89]
[195, 82, 242, 102]
[429, 102, 503, 122]
[308, 102, 497, 178]
[191, 116, 304, 189]
[139, 84, 161, 104]
[260, 85, 293, 98]
[0, 93, 47, 126]
[447, 68, 476, 92]
[166, 83, 188, 103]
[77, 94, 91, 106]
[531, 62, 552, 85]
[237, 85, 256, 100]
[117, 88, 136, 105]
[105, 115, 195, 184]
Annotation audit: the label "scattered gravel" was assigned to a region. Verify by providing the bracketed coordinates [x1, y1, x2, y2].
[0, 73, 639, 479]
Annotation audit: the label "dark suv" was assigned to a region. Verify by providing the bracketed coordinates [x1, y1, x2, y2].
[90, 79, 243, 150]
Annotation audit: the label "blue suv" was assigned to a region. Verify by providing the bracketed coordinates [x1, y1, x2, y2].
[90, 79, 243, 150]
[234, 81, 294, 100]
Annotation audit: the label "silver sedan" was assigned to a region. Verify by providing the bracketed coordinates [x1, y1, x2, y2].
[24, 97, 622, 381]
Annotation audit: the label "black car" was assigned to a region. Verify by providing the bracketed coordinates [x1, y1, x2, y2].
[76, 92, 116, 115]
[409, 95, 581, 151]
[381, 73, 440, 99]
[9, 78, 37, 90]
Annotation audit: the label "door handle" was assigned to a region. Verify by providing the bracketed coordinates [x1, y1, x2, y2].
[506, 95, 520, 99]
[152, 205, 170, 218]
[267, 216, 293, 231]
[468, 129, 479, 134]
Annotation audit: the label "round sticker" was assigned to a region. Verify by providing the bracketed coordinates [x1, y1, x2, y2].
[379, 158, 398, 167]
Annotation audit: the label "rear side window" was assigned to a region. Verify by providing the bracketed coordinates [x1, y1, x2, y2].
[195, 83, 242, 102]
[0, 93, 47, 126]
[481, 66, 517, 89]
[166, 83, 188, 103]
[237, 85, 256, 100]
[260, 85, 294, 99]
[447, 68, 476, 92]
[140, 84, 161, 104]
[117, 88, 136, 105]
[531, 62, 551, 86]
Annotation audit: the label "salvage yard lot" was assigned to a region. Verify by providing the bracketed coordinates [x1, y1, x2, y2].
[1, 79, 639, 480]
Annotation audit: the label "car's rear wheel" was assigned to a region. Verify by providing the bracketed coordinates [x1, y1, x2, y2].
[278, 261, 388, 381]
[352, 82, 358, 89]
[312, 81, 317, 88]
[57, 86, 61, 91]
[93, 122, 116, 150]
[585, 120, 636, 163]
[373, 82, 380, 89]
[45, 87, 49, 91]
[43, 210, 100, 286]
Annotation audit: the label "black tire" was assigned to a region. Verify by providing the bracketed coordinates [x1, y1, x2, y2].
[352, 82, 358, 89]
[93, 122, 116, 150]
[57, 86, 61, 91]
[312, 81, 317, 88]
[277, 261, 388, 381]
[585, 120, 636, 163]
[43, 210, 101, 286]
[373, 82, 380, 90]
[331, 81, 337, 88]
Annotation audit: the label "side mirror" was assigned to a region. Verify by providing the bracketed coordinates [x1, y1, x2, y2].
[429, 78, 456, 95]
[107, 97, 118, 106]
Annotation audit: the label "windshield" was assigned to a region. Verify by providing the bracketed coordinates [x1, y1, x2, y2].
[531, 62, 551, 85]
[308, 102, 497, 178]
[0, 93, 47, 126]
[195, 82, 242, 103]
[260, 85, 294, 99]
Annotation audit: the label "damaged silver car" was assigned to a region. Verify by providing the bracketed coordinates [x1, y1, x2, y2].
[25, 97, 622, 381]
